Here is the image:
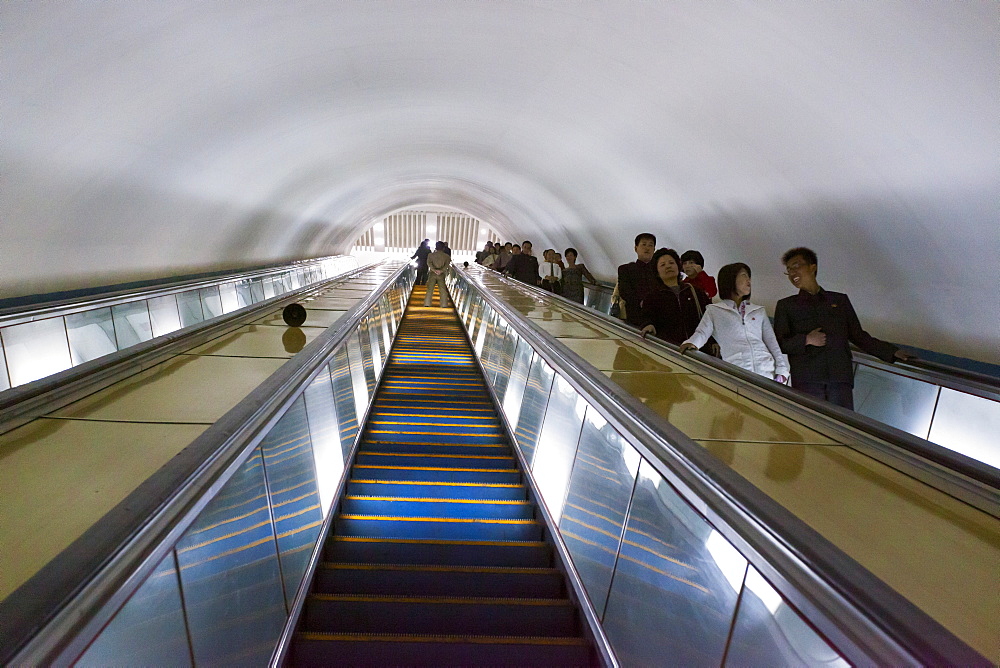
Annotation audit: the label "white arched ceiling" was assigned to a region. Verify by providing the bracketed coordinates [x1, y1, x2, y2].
[2, 2, 997, 362]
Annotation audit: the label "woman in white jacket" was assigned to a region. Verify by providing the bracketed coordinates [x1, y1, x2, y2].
[679, 263, 789, 383]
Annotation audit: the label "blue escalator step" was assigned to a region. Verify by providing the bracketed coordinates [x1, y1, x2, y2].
[341, 496, 534, 519]
[355, 452, 514, 469]
[352, 465, 520, 483]
[346, 480, 527, 500]
[335, 515, 545, 541]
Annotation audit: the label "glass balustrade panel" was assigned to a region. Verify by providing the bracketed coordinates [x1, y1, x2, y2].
[303, 366, 345, 516]
[603, 459, 743, 666]
[531, 375, 587, 516]
[112, 301, 153, 348]
[148, 294, 182, 337]
[76, 551, 190, 667]
[65, 308, 118, 365]
[1, 317, 72, 387]
[513, 355, 555, 464]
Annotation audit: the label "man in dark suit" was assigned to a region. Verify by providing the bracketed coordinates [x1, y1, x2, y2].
[774, 247, 913, 410]
[616, 233, 659, 327]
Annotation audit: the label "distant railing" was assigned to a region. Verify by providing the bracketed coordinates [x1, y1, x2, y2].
[0, 256, 359, 391]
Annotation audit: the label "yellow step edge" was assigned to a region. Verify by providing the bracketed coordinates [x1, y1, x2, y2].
[358, 452, 513, 460]
[295, 632, 587, 646]
[318, 563, 554, 574]
[350, 479, 523, 488]
[339, 515, 538, 525]
[309, 593, 571, 606]
[354, 465, 516, 473]
[331, 536, 544, 547]
[345, 495, 527, 504]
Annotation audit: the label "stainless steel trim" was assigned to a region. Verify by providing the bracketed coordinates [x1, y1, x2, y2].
[3, 263, 409, 667]
[454, 267, 988, 666]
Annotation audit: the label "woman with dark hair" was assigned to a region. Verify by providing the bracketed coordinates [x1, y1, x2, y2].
[638, 248, 711, 344]
[680, 263, 789, 383]
[561, 247, 596, 303]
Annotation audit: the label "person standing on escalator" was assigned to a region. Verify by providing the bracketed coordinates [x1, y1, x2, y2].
[638, 247, 711, 345]
[423, 241, 452, 308]
[773, 247, 914, 410]
[411, 239, 431, 285]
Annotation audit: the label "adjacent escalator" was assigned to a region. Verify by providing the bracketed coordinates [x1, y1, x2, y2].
[289, 286, 595, 666]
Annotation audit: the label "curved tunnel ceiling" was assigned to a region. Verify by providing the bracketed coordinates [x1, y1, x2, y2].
[2, 2, 998, 362]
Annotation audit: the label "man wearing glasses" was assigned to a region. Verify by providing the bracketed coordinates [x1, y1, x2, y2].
[774, 247, 914, 410]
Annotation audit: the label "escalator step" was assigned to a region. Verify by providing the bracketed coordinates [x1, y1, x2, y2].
[346, 479, 527, 500]
[290, 633, 592, 667]
[313, 563, 564, 598]
[335, 514, 545, 541]
[341, 495, 534, 519]
[325, 536, 552, 567]
[302, 594, 579, 636]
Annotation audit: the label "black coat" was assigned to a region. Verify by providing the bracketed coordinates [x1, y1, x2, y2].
[639, 283, 711, 345]
[617, 260, 660, 327]
[773, 288, 897, 385]
[505, 254, 539, 285]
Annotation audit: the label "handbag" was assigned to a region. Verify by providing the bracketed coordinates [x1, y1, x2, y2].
[610, 281, 626, 319]
[687, 284, 720, 357]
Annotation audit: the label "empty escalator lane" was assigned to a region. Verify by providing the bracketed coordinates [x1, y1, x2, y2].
[290, 286, 595, 666]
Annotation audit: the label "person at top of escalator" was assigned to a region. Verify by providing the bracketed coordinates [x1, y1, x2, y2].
[617, 233, 660, 327]
[679, 263, 789, 383]
[639, 247, 711, 345]
[411, 239, 431, 285]
[773, 246, 915, 410]
[681, 249, 718, 300]
[504, 241, 540, 286]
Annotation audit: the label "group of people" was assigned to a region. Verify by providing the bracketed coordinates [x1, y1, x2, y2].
[412, 233, 914, 411]
[473, 240, 598, 304]
[616, 233, 914, 410]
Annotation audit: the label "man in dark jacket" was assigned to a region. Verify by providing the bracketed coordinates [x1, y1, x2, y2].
[504, 242, 540, 286]
[411, 239, 431, 285]
[773, 247, 914, 410]
[617, 233, 659, 327]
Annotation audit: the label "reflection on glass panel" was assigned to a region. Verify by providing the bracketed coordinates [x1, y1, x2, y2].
[853, 366, 939, 440]
[356, 326, 376, 394]
[513, 355, 555, 463]
[501, 338, 533, 418]
[77, 551, 191, 667]
[176, 450, 286, 665]
[148, 294, 182, 337]
[0, 345, 10, 391]
[929, 388, 1000, 468]
[603, 460, 742, 667]
[199, 287, 223, 319]
[531, 376, 587, 517]
[233, 280, 252, 307]
[491, 327, 518, 397]
[474, 308, 493, 357]
[112, 301, 153, 348]
[176, 291, 205, 327]
[218, 282, 240, 313]
[303, 367, 344, 516]
[560, 415, 640, 616]
[1, 317, 72, 387]
[250, 278, 266, 303]
[378, 300, 392, 356]
[330, 345, 360, 458]
[466, 300, 481, 330]
[726, 565, 847, 667]
[480, 318, 503, 382]
[263, 277, 278, 300]
[66, 308, 118, 365]
[367, 315, 384, 376]
[260, 397, 323, 608]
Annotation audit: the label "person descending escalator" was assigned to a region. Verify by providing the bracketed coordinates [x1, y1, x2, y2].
[638, 247, 711, 345]
[411, 239, 431, 285]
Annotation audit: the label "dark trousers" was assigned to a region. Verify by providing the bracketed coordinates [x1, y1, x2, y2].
[793, 380, 854, 410]
[416, 265, 428, 285]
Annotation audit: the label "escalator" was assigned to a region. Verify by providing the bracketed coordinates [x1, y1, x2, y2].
[290, 286, 595, 665]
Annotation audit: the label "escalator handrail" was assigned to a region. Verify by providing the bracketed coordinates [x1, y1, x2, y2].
[0, 254, 357, 326]
[2, 262, 409, 667]
[456, 267, 989, 666]
[581, 276, 1000, 397]
[496, 270, 1000, 496]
